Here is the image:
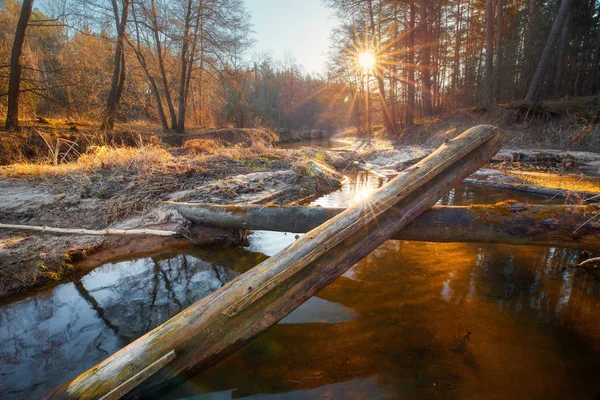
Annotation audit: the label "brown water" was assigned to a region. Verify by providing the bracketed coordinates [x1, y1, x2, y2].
[1, 172, 599, 399]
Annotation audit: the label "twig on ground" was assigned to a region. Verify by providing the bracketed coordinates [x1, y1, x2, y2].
[0, 223, 179, 237]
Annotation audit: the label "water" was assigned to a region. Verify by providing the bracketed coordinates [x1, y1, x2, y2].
[278, 139, 348, 150]
[1, 172, 599, 399]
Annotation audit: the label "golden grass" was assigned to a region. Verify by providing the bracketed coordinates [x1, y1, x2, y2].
[507, 170, 600, 193]
[0, 145, 174, 178]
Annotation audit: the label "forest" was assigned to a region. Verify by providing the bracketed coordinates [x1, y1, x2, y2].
[1, 0, 598, 138]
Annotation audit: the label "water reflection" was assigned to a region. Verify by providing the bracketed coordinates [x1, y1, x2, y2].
[1, 172, 599, 399]
[0, 249, 266, 399]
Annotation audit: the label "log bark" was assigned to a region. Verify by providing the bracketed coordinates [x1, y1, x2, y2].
[49, 125, 501, 400]
[172, 203, 600, 250]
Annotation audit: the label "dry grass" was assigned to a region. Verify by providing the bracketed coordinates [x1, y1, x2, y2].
[0, 138, 345, 225]
[506, 170, 600, 193]
[0, 145, 175, 178]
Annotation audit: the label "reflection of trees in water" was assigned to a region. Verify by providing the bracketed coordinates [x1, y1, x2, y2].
[170, 242, 600, 400]
[0, 252, 244, 399]
[94, 254, 240, 341]
[465, 244, 600, 325]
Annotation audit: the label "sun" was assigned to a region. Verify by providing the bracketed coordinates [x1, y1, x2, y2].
[358, 51, 376, 70]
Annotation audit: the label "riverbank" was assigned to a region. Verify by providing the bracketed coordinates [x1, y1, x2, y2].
[0, 141, 345, 300]
[2, 126, 600, 302]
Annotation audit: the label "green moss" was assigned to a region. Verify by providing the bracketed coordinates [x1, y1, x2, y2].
[468, 200, 520, 223]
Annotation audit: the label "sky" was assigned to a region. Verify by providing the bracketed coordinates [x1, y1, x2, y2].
[245, 0, 337, 75]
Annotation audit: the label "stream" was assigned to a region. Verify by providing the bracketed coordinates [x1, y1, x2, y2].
[1, 171, 600, 399]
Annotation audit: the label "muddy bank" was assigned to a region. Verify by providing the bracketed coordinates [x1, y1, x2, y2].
[0, 145, 344, 300]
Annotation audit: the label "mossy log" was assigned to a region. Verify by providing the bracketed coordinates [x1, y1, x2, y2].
[172, 202, 600, 250]
[49, 125, 501, 399]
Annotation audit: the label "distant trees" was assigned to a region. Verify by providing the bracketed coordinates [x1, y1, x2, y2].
[326, 0, 600, 133]
[1, 0, 598, 134]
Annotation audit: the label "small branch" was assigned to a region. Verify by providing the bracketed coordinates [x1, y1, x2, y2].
[0, 224, 179, 237]
[578, 257, 600, 269]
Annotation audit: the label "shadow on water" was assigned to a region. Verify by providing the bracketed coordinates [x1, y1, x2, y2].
[1, 172, 600, 399]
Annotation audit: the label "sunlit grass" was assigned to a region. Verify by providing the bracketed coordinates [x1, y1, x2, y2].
[507, 170, 600, 193]
[0, 145, 175, 178]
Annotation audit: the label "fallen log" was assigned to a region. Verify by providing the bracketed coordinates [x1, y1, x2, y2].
[171, 202, 600, 250]
[463, 178, 600, 202]
[49, 125, 502, 400]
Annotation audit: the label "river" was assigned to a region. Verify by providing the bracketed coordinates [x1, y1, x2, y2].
[1, 171, 599, 399]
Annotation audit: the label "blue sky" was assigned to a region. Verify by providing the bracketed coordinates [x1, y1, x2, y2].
[245, 0, 337, 75]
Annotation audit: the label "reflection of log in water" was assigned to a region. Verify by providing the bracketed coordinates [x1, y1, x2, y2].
[174, 202, 600, 250]
[73, 280, 122, 337]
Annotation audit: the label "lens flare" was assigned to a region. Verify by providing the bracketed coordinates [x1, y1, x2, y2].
[358, 51, 376, 70]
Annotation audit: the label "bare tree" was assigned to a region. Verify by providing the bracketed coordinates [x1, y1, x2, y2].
[101, 0, 130, 130]
[5, 0, 34, 131]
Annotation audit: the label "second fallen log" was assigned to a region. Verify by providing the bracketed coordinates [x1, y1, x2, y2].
[172, 202, 600, 250]
[49, 125, 502, 399]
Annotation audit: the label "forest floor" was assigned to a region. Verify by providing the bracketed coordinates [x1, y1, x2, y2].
[348, 96, 600, 151]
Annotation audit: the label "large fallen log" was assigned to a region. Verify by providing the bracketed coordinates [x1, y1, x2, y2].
[172, 202, 600, 250]
[49, 125, 502, 400]
[463, 178, 600, 202]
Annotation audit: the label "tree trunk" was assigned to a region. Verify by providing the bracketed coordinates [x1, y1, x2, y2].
[484, 0, 494, 108]
[175, 0, 193, 134]
[4, 0, 34, 131]
[367, 0, 398, 136]
[101, 0, 130, 131]
[151, 0, 177, 130]
[128, 38, 168, 129]
[173, 202, 600, 250]
[419, 0, 433, 116]
[452, 0, 462, 89]
[406, 3, 416, 126]
[494, 0, 503, 101]
[49, 126, 501, 400]
[525, 0, 573, 103]
[553, 11, 570, 97]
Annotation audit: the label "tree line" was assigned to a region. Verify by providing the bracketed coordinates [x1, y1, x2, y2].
[326, 0, 600, 133]
[0, 0, 348, 133]
[2, 0, 598, 136]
